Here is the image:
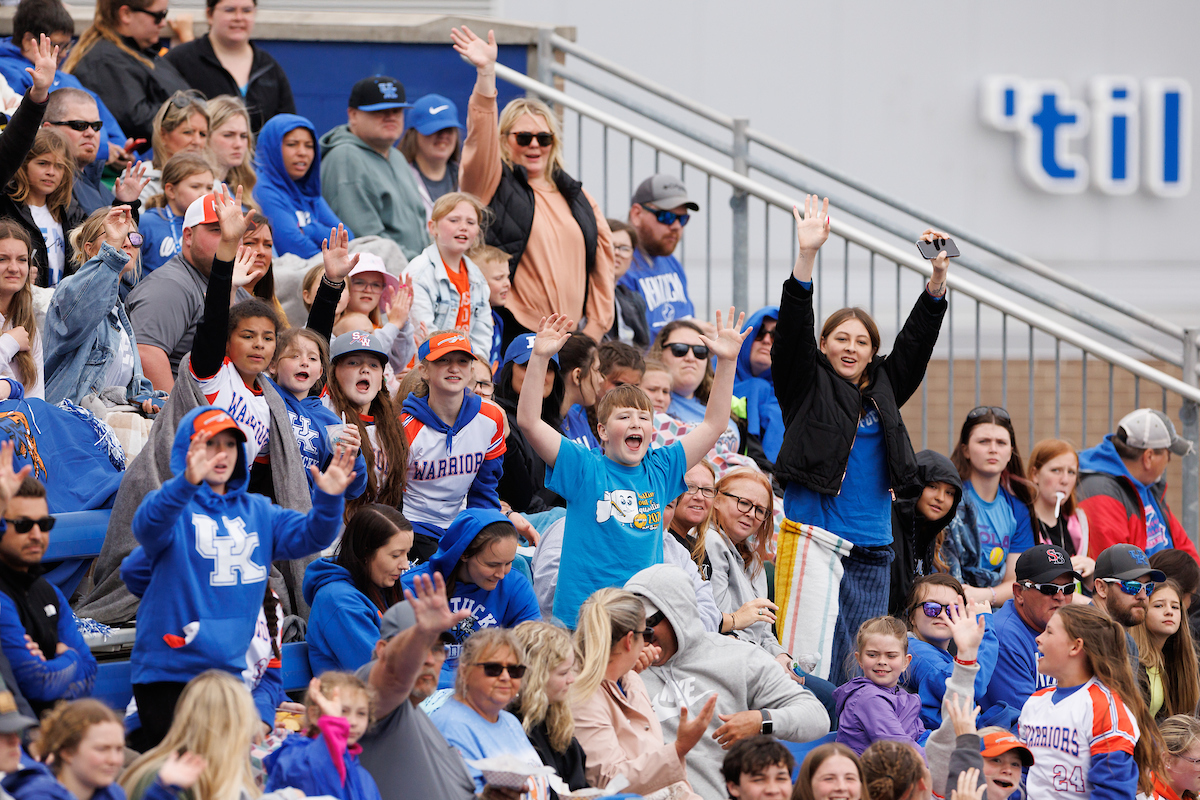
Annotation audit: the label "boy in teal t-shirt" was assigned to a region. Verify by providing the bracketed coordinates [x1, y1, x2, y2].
[517, 309, 749, 627]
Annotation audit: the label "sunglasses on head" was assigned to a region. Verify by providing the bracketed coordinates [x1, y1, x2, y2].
[477, 662, 526, 679]
[4, 516, 56, 533]
[639, 203, 690, 227]
[133, 6, 170, 24]
[1020, 580, 1076, 597]
[1100, 577, 1155, 596]
[665, 342, 708, 360]
[48, 119, 103, 132]
[919, 601, 956, 618]
[509, 131, 554, 147]
[966, 405, 1011, 422]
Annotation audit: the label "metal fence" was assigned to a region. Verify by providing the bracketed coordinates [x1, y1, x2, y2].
[495, 47, 1200, 539]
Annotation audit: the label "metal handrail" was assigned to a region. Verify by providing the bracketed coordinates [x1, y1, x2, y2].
[546, 32, 1188, 345]
[496, 62, 1200, 405]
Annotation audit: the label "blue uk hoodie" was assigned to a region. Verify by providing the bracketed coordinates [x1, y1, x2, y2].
[264, 376, 367, 502]
[129, 405, 344, 686]
[303, 557, 385, 675]
[400, 509, 540, 688]
[733, 306, 784, 463]
[1079, 434, 1175, 551]
[254, 114, 351, 258]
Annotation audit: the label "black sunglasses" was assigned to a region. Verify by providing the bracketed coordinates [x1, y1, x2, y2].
[1020, 581, 1076, 597]
[127, 232, 145, 247]
[640, 203, 690, 227]
[641, 627, 657, 644]
[665, 342, 709, 360]
[477, 662, 526, 679]
[919, 601, 956, 618]
[966, 405, 1011, 422]
[755, 326, 776, 342]
[133, 6, 170, 24]
[48, 119, 103, 132]
[5, 516, 56, 533]
[509, 131, 554, 147]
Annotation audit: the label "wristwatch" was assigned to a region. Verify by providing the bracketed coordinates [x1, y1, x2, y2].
[759, 709, 773, 735]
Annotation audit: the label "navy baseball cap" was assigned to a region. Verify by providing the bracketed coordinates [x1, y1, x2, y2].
[407, 94, 463, 136]
[1094, 544, 1166, 582]
[502, 333, 559, 369]
[349, 76, 412, 111]
[330, 330, 388, 362]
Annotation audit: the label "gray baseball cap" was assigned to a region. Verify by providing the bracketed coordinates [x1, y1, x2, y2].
[330, 330, 388, 363]
[0, 690, 35, 735]
[631, 174, 699, 211]
[1118, 408, 1194, 456]
[379, 600, 456, 644]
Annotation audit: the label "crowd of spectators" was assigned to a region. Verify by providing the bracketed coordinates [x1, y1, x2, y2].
[0, 4, 1195, 800]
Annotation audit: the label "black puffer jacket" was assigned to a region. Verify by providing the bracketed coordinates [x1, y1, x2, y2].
[772, 277, 946, 498]
[163, 34, 296, 132]
[888, 450, 963, 614]
[69, 36, 190, 143]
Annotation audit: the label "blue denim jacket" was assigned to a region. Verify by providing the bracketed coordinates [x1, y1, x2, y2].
[43, 243, 165, 407]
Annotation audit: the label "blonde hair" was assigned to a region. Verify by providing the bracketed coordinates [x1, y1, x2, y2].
[512, 621, 575, 753]
[497, 97, 566, 181]
[454, 628, 526, 699]
[855, 616, 909, 656]
[305, 671, 375, 737]
[206, 95, 258, 207]
[428, 191, 491, 249]
[68, 207, 141, 283]
[1161, 714, 1200, 759]
[669, 459, 717, 569]
[572, 587, 644, 702]
[150, 91, 209, 170]
[468, 243, 511, 267]
[9, 128, 74, 218]
[0, 220, 38, 388]
[40, 699, 122, 776]
[144, 150, 216, 210]
[64, 0, 159, 72]
[703, 467, 774, 579]
[121, 671, 263, 800]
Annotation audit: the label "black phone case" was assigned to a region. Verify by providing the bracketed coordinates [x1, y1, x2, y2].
[916, 237, 960, 259]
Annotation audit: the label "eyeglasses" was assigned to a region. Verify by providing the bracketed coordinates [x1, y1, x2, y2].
[966, 405, 1011, 422]
[639, 203, 690, 227]
[473, 380, 494, 397]
[133, 6, 170, 24]
[664, 343, 709, 360]
[1020, 581, 1077, 597]
[127, 233, 144, 247]
[509, 131, 554, 147]
[1100, 578, 1155, 596]
[48, 119, 103, 132]
[683, 483, 715, 498]
[477, 662, 526, 679]
[350, 277, 385, 292]
[755, 327, 776, 343]
[721, 491, 768, 521]
[919, 601, 955, 618]
[4, 516, 56, 533]
[613, 244, 633, 255]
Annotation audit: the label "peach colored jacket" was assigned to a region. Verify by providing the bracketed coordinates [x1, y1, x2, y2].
[460, 89, 614, 341]
[570, 670, 700, 799]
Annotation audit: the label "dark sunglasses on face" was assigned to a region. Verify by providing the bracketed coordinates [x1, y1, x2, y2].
[966, 405, 1011, 422]
[509, 131, 554, 147]
[1020, 580, 1076, 597]
[639, 203, 690, 227]
[477, 662, 526, 679]
[1101, 578, 1155, 596]
[641, 627, 657, 644]
[919, 601, 956, 618]
[4, 516, 56, 533]
[755, 327, 776, 342]
[665, 342, 709, 360]
[48, 119, 103, 132]
[127, 232, 144, 247]
[133, 6, 170, 24]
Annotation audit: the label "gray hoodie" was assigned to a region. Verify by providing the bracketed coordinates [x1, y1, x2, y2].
[624, 564, 829, 800]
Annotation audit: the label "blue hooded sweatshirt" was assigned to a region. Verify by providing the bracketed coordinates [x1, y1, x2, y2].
[903, 621, 999, 730]
[303, 557, 387, 675]
[733, 306, 783, 463]
[400, 509, 540, 689]
[264, 376, 368, 502]
[254, 114, 351, 258]
[128, 405, 344, 686]
[1079, 434, 1176, 553]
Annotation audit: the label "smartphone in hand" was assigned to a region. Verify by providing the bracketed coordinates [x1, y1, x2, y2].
[916, 236, 960, 259]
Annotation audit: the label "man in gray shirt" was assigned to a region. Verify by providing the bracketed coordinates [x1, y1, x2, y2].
[356, 573, 517, 800]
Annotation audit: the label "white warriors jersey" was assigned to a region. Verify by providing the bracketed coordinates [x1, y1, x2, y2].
[402, 400, 506, 528]
[192, 358, 271, 463]
[1019, 678, 1139, 798]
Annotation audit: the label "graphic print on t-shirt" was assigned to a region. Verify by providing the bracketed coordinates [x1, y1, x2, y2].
[595, 488, 662, 531]
[1143, 504, 1170, 553]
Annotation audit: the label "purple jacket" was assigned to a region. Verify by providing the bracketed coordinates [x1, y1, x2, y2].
[834, 676, 926, 756]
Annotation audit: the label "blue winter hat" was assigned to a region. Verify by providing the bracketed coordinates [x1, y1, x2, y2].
[502, 333, 559, 369]
[407, 94, 463, 136]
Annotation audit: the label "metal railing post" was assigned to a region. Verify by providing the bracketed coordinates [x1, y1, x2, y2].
[536, 28, 554, 88]
[1182, 329, 1200, 545]
[731, 118, 750, 314]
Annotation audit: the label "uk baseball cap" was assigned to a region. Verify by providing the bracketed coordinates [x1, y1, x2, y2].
[1015, 544, 1082, 584]
[379, 600, 455, 644]
[330, 330, 388, 363]
[1094, 544, 1166, 582]
[501, 333, 559, 369]
[349, 76, 412, 111]
[191, 408, 246, 443]
[407, 94, 463, 135]
[980, 730, 1034, 767]
[631, 173, 699, 211]
[183, 193, 220, 229]
[1118, 408, 1194, 456]
[418, 331, 476, 363]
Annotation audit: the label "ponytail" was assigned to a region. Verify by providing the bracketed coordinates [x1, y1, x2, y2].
[572, 588, 644, 702]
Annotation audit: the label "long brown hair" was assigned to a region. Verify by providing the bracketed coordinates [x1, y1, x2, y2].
[791, 742, 868, 800]
[651, 320, 714, 402]
[951, 407, 1034, 506]
[245, 212, 286, 325]
[64, 0, 159, 72]
[1027, 438, 1079, 518]
[9, 128, 74, 219]
[445, 521, 518, 599]
[0, 221, 38, 388]
[399, 126, 461, 165]
[1131, 579, 1200, 720]
[1057, 604, 1163, 793]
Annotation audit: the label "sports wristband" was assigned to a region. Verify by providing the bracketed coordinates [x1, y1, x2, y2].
[954, 656, 977, 666]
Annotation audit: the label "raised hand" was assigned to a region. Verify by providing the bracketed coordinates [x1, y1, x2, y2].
[533, 314, 575, 359]
[413, 320, 429, 349]
[0, 441, 33, 515]
[405, 571, 473, 634]
[308, 676, 343, 719]
[103, 206, 135, 250]
[943, 691, 979, 737]
[214, 184, 254, 243]
[158, 750, 208, 790]
[451, 25, 497, 71]
[949, 767, 986, 800]
[231, 245, 264, 289]
[386, 275, 413, 328]
[698, 307, 750, 363]
[320, 224, 359, 282]
[185, 431, 226, 486]
[794, 195, 831, 255]
[311, 443, 357, 495]
[918, 228, 951, 294]
[25, 34, 58, 102]
[946, 601, 985, 662]
[675, 693, 717, 757]
[113, 160, 150, 204]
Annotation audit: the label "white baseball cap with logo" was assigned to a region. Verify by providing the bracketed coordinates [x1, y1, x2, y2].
[1117, 408, 1194, 456]
[182, 193, 221, 229]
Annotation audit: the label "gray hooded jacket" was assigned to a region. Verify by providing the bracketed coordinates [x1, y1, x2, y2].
[624, 564, 829, 800]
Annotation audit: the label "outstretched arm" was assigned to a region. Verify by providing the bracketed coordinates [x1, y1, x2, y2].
[515, 314, 572, 468]
[680, 308, 749, 467]
[790, 195, 830, 283]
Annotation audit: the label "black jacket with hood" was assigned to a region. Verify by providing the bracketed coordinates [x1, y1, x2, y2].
[70, 36, 191, 143]
[888, 450, 964, 615]
[772, 277, 946, 500]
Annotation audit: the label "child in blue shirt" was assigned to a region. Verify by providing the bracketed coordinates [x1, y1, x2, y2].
[516, 309, 749, 627]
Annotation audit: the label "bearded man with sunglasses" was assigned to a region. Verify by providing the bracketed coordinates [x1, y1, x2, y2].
[0, 476, 96, 716]
[1092, 543, 1164, 676]
[979, 544, 1080, 730]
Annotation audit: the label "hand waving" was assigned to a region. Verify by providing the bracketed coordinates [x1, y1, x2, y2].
[184, 430, 225, 486]
[113, 161, 149, 204]
[793, 194, 831, 255]
[308, 677, 343, 719]
[0, 441, 33, 515]
[386, 275, 414, 328]
[158, 750, 207, 790]
[231, 245, 265, 289]
[214, 184, 254, 243]
[946, 601, 985, 662]
[943, 691, 980, 737]
[451, 25, 497, 72]
[311, 442, 357, 496]
[103, 206, 135, 250]
[949, 767, 986, 800]
[533, 314, 574, 359]
[697, 307, 749, 362]
[406, 571, 472, 634]
[321, 224, 359, 282]
[25, 34, 58, 102]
